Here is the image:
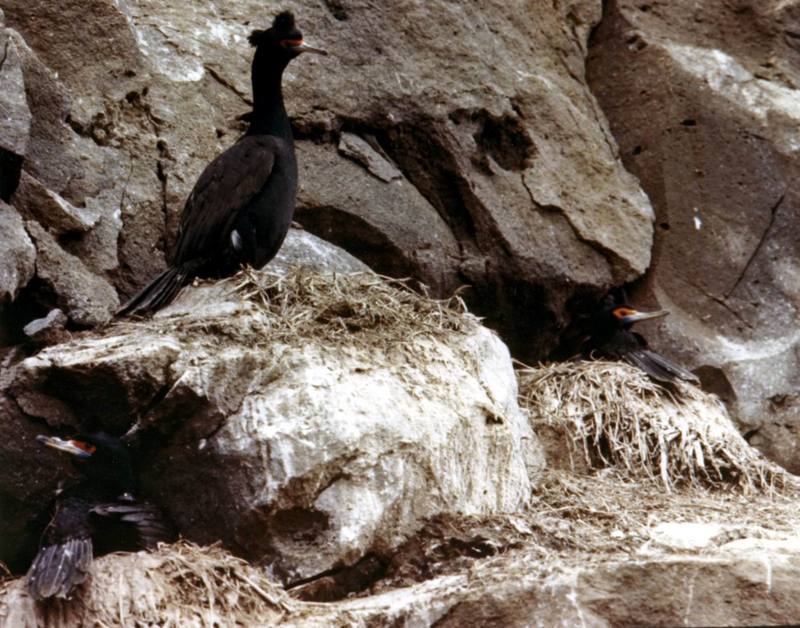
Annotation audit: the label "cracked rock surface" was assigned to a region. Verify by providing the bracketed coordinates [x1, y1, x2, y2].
[587, 0, 800, 470]
[0, 1, 799, 622]
[2, 1, 796, 454]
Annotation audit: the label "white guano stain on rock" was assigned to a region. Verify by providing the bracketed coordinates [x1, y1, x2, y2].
[132, 24, 205, 82]
[194, 326, 536, 578]
[651, 522, 724, 551]
[664, 42, 800, 153]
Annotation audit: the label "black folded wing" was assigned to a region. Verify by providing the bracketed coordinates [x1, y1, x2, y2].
[90, 501, 174, 549]
[173, 135, 280, 264]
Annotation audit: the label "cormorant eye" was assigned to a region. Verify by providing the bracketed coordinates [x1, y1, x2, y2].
[614, 307, 636, 319]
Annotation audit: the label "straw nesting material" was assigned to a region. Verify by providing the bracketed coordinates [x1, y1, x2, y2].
[518, 361, 794, 494]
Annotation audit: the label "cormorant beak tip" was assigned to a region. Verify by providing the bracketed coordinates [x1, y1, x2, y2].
[293, 42, 328, 56]
[623, 310, 670, 324]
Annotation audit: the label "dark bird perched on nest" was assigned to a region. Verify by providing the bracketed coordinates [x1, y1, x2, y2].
[118, 11, 327, 316]
[553, 294, 699, 386]
[27, 432, 172, 600]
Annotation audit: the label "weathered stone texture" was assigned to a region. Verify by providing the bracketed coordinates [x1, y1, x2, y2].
[587, 0, 800, 468]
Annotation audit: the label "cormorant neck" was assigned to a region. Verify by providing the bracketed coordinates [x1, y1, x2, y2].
[248, 60, 293, 140]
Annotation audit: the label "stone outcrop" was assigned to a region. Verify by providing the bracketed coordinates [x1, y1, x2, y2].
[2, 488, 799, 626]
[0, 202, 34, 303]
[2, 266, 797, 623]
[0, 0, 655, 358]
[0, 1, 799, 624]
[587, 0, 800, 470]
[2, 269, 540, 581]
[0, 0, 796, 463]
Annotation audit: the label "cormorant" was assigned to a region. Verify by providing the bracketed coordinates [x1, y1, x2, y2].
[118, 11, 327, 316]
[554, 296, 699, 385]
[27, 432, 172, 600]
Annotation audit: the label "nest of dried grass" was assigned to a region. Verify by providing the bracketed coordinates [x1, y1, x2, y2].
[231, 267, 474, 344]
[518, 361, 794, 494]
[0, 543, 297, 627]
[115, 268, 477, 355]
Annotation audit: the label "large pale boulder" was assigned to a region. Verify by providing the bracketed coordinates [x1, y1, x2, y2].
[3, 270, 541, 581]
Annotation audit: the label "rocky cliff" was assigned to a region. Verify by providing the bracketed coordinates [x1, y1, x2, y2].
[1, 0, 799, 625]
[1, 0, 797, 466]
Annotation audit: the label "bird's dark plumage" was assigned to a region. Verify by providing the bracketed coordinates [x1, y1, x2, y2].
[27, 432, 172, 600]
[118, 11, 326, 316]
[553, 296, 699, 385]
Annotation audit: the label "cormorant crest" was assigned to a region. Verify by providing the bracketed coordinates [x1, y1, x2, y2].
[273, 11, 296, 30]
[248, 11, 296, 47]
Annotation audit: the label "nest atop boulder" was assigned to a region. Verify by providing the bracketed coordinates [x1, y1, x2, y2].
[111, 267, 477, 355]
[233, 267, 474, 344]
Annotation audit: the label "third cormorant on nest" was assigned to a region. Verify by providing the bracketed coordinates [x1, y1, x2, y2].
[553, 296, 699, 386]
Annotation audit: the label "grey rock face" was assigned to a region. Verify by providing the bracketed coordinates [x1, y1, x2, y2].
[0, 3, 797, 608]
[0, 31, 29, 202]
[0, 32, 30, 158]
[0, 202, 34, 302]
[23, 308, 67, 340]
[587, 0, 800, 469]
[13, 171, 102, 234]
[271, 228, 371, 275]
[337, 133, 402, 183]
[25, 220, 119, 325]
[0, 0, 657, 361]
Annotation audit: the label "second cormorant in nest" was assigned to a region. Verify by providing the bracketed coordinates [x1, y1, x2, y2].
[553, 295, 699, 386]
[118, 11, 327, 316]
[27, 432, 172, 600]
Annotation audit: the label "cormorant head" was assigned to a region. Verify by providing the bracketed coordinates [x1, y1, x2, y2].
[609, 305, 669, 330]
[36, 432, 135, 495]
[248, 11, 327, 67]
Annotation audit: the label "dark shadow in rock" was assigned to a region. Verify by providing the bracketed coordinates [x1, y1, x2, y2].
[377, 120, 479, 249]
[474, 277, 557, 365]
[0, 149, 22, 202]
[0, 277, 57, 348]
[450, 109, 535, 173]
[296, 207, 416, 281]
[694, 365, 737, 407]
[290, 554, 387, 602]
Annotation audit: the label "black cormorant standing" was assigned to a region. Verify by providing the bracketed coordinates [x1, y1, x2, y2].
[554, 296, 699, 385]
[118, 11, 327, 316]
[27, 432, 172, 600]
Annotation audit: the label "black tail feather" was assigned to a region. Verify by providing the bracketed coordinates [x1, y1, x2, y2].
[116, 265, 190, 317]
[27, 537, 93, 600]
[625, 349, 699, 385]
